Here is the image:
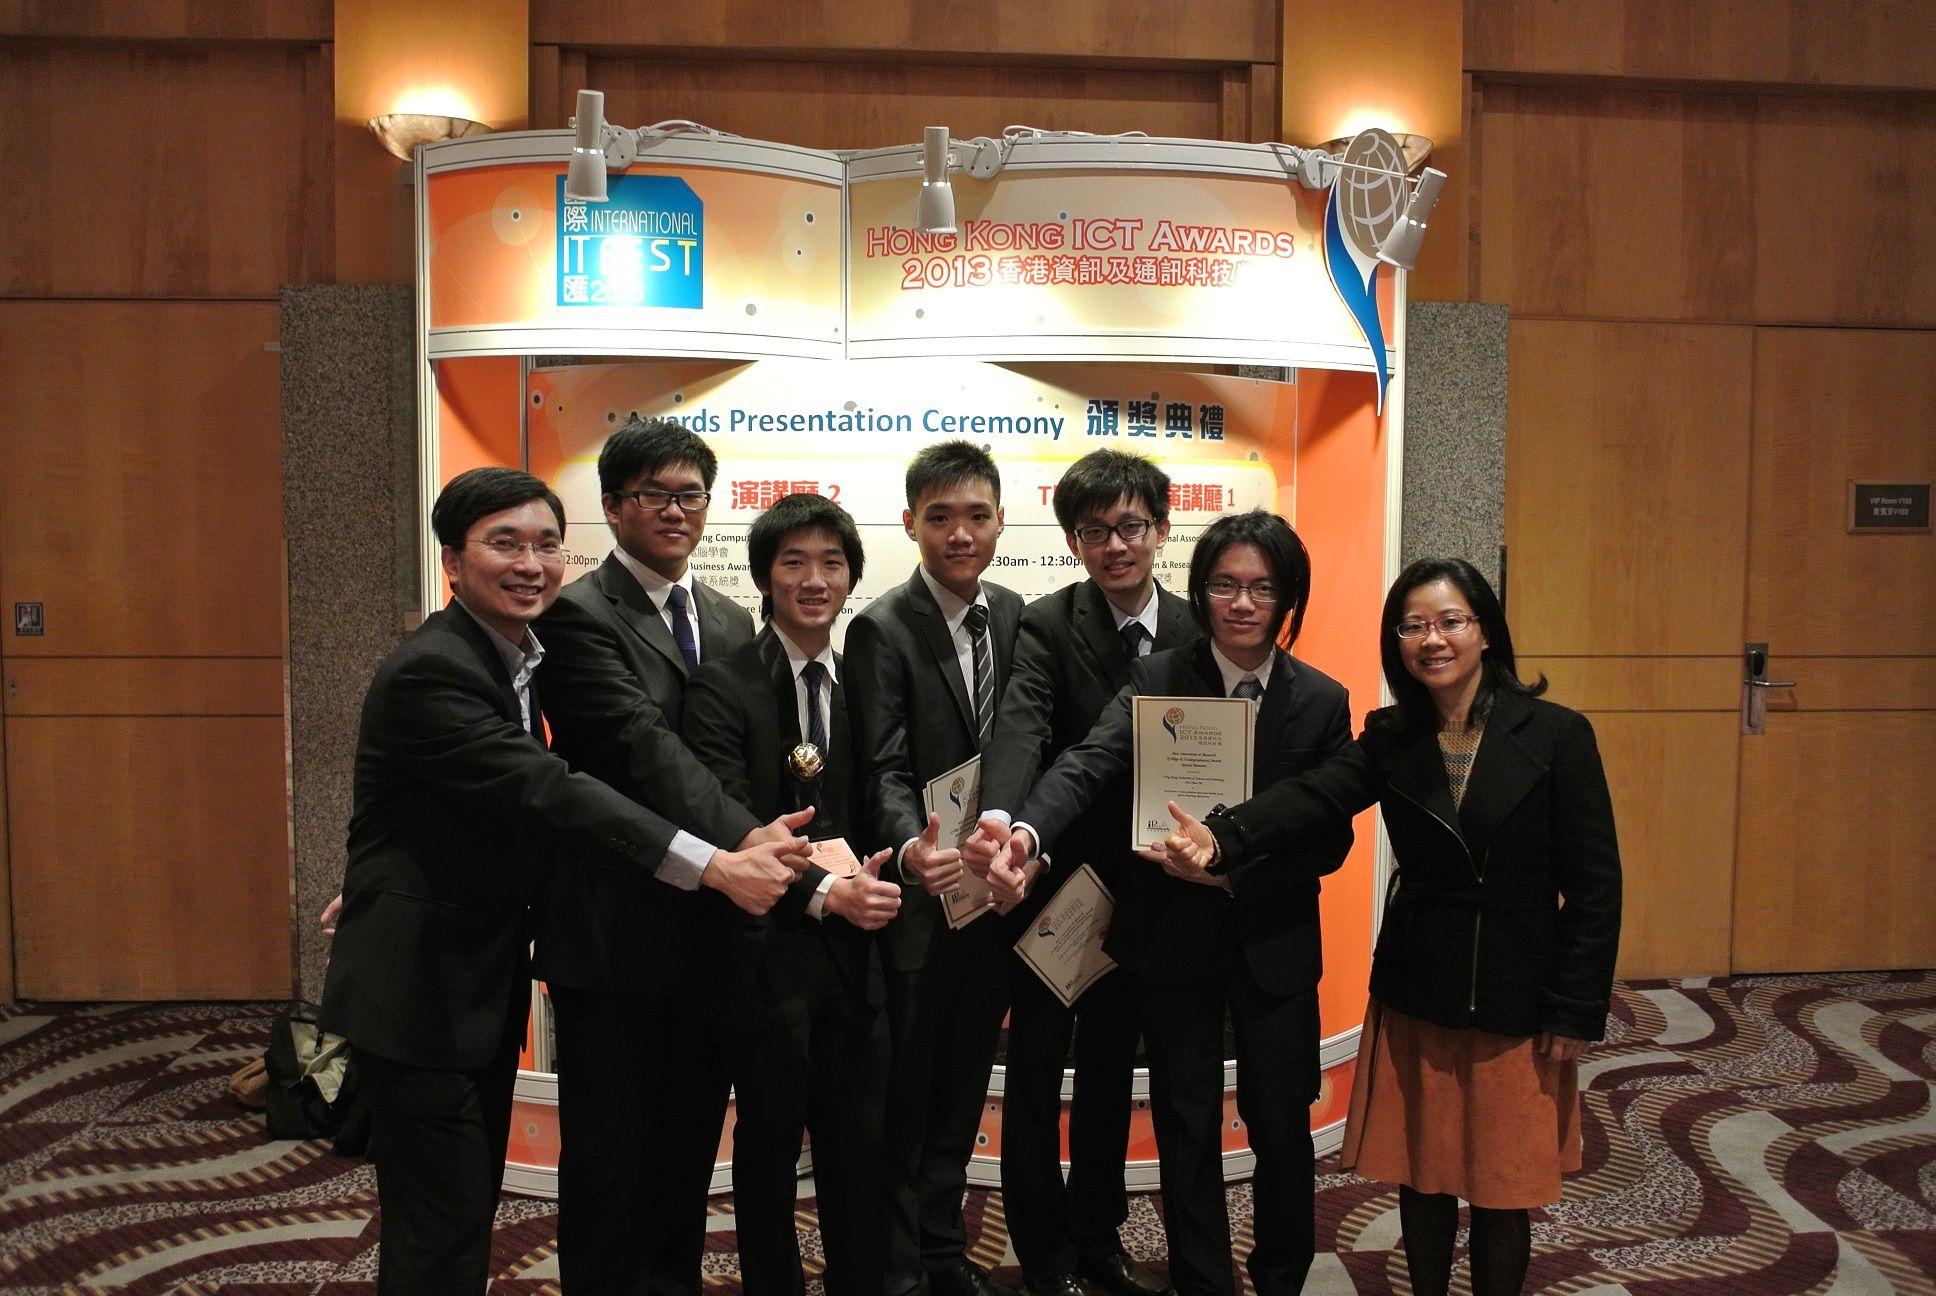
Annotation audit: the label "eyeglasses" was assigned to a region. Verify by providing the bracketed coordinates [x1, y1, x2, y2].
[1394, 613, 1480, 639]
[1204, 578, 1279, 605]
[617, 488, 711, 513]
[472, 538, 566, 562]
[1072, 517, 1153, 547]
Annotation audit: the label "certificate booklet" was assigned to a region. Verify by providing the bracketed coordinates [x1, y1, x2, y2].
[922, 754, 992, 929]
[1014, 864, 1117, 1008]
[1130, 694, 1255, 850]
[808, 836, 862, 878]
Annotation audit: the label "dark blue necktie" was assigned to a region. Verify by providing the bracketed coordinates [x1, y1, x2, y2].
[664, 584, 699, 670]
[801, 660, 828, 753]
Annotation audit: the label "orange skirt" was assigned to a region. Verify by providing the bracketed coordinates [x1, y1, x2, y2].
[1339, 1001, 1581, 1209]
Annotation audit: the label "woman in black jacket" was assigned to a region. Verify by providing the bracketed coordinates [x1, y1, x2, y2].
[1147, 557, 1621, 1296]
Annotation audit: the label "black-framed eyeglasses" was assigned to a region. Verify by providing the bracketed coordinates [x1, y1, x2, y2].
[1204, 577, 1279, 605]
[472, 538, 566, 562]
[1073, 517, 1153, 546]
[616, 488, 712, 513]
[1394, 612, 1480, 639]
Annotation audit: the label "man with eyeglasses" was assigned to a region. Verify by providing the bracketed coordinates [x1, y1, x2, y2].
[321, 467, 808, 1296]
[963, 449, 1193, 1296]
[533, 417, 811, 1296]
[989, 509, 1353, 1296]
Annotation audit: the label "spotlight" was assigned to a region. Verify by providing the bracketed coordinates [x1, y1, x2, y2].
[566, 89, 610, 203]
[1374, 167, 1446, 270]
[918, 126, 956, 234]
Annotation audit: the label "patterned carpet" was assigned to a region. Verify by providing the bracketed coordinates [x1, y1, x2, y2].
[1, 972, 1932, 1294]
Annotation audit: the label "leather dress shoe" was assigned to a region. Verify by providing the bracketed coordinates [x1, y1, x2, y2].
[930, 1258, 1011, 1296]
[1080, 1251, 1172, 1296]
[1023, 1273, 1090, 1296]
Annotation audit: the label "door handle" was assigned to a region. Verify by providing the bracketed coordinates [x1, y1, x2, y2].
[1741, 642, 1796, 735]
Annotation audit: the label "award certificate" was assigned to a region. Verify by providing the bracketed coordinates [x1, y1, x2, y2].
[922, 754, 992, 929]
[808, 836, 862, 878]
[1014, 864, 1117, 1007]
[1130, 695, 1254, 850]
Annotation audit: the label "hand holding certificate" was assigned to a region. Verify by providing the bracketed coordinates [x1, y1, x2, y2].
[1130, 695, 1254, 851]
[1014, 864, 1117, 1007]
[922, 754, 994, 928]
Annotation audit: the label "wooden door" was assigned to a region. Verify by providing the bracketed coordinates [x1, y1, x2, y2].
[0, 302, 293, 999]
[1731, 329, 1936, 971]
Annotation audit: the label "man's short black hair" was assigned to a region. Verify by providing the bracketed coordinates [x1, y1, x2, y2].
[747, 493, 866, 619]
[1051, 449, 1171, 532]
[905, 439, 1001, 510]
[1187, 509, 1312, 647]
[598, 415, 719, 494]
[431, 467, 565, 548]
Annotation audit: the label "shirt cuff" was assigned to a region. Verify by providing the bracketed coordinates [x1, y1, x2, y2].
[982, 808, 1013, 828]
[895, 835, 921, 883]
[805, 871, 839, 920]
[1011, 821, 1043, 859]
[655, 831, 715, 891]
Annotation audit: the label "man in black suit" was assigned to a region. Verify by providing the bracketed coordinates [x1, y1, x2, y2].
[320, 468, 807, 1296]
[986, 511, 1353, 1296]
[969, 451, 1193, 1296]
[534, 418, 810, 1296]
[683, 492, 904, 1296]
[843, 441, 1024, 1296]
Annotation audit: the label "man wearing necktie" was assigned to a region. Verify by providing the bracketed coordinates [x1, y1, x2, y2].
[685, 492, 902, 1294]
[321, 469, 807, 1296]
[970, 451, 1197, 1296]
[844, 441, 1025, 1296]
[534, 419, 812, 1295]
[991, 511, 1355, 1296]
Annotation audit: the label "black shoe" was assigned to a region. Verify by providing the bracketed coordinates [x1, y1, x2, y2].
[930, 1258, 1010, 1296]
[1080, 1251, 1172, 1296]
[1023, 1273, 1090, 1296]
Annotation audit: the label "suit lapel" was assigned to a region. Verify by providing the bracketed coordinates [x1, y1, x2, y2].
[759, 630, 805, 749]
[1457, 689, 1546, 848]
[827, 659, 854, 836]
[1386, 724, 1463, 836]
[1152, 584, 1198, 653]
[1254, 648, 1297, 743]
[692, 579, 744, 662]
[1074, 581, 1128, 680]
[443, 603, 523, 728]
[905, 569, 977, 737]
[599, 555, 688, 678]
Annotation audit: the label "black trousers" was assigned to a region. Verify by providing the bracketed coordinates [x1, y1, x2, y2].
[882, 916, 1013, 1293]
[548, 983, 730, 1296]
[1141, 959, 1320, 1296]
[725, 945, 889, 1296]
[1001, 958, 1139, 1278]
[355, 1029, 522, 1296]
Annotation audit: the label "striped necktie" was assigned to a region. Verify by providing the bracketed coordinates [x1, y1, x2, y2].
[965, 603, 995, 749]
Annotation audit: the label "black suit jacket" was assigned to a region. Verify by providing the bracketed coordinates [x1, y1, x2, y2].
[844, 567, 1024, 972]
[532, 557, 759, 997]
[321, 605, 682, 1070]
[1214, 689, 1621, 1038]
[982, 579, 1200, 914]
[682, 628, 881, 1022]
[1017, 642, 1353, 995]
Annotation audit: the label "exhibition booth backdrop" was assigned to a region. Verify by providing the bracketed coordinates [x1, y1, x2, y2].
[410, 124, 1411, 1195]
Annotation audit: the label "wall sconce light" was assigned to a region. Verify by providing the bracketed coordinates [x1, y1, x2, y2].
[368, 113, 491, 160]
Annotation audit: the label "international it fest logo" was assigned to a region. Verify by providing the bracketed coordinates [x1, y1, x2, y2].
[1320, 129, 1408, 413]
[557, 173, 704, 309]
[1162, 706, 1186, 743]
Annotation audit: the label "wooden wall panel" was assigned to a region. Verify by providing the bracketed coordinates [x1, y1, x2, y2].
[1505, 320, 1753, 656]
[7, 716, 291, 999]
[0, 42, 330, 298]
[536, 0, 1277, 64]
[0, 2, 329, 42]
[1746, 329, 1936, 656]
[1472, 84, 1936, 327]
[3, 660, 285, 718]
[1587, 712, 1739, 980]
[1524, 656, 1737, 713]
[576, 57, 1223, 150]
[1467, 0, 1936, 92]
[1735, 713, 1936, 972]
[0, 302, 286, 659]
